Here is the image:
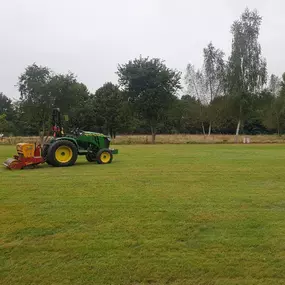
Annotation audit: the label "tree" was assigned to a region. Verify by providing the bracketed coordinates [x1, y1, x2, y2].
[269, 74, 281, 96]
[17, 64, 90, 138]
[49, 72, 90, 116]
[227, 8, 267, 138]
[263, 74, 283, 135]
[0, 93, 13, 118]
[209, 95, 237, 134]
[47, 72, 90, 133]
[118, 98, 140, 134]
[244, 91, 274, 134]
[184, 63, 208, 135]
[117, 56, 181, 143]
[17, 63, 53, 139]
[264, 96, 285, 136]
[0, 93, 17, 134]
[178, 95, 203, 133]
[260, 74, 285, 136]
[203, 42, 226, 135]
[271, 73, 285, 135]
[93, 82, 124, 138]
[67, 98, 97, 132]
[0, 114, 8, 133]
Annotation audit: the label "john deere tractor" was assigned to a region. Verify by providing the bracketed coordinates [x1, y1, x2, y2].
[43, 108, 118, 167]
[4, 108, 118, 169]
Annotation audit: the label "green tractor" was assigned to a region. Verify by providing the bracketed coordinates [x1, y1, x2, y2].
[42, 108, 118, 167]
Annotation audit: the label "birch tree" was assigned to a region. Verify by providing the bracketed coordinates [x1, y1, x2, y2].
[185, 63, 208, 135]
[227, 8, 267, 138]
[203, 42, 225, 135]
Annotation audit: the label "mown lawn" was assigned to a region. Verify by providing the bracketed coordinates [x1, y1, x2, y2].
[1, 144, 285, 285]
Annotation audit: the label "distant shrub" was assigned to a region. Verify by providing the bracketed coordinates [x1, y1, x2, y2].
[1, 134, 285, 146]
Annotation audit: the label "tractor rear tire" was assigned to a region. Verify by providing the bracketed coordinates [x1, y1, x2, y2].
[96, 149, 113, 164]
[47, 140, 78, 167]
[42, 143, 51, 165]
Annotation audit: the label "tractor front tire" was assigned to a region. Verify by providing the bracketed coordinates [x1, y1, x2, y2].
[96, 149, 113, 164]
[47, 140, 78, 167]
[86, 152, 97, 162]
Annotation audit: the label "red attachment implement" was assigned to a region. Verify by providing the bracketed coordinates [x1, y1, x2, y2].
[3, 144, 45, 170]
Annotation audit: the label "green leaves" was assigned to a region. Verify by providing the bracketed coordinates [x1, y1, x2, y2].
[117, 56, 181, 142]
[224, 8, 268, 135]
[0, 93, 13, 116]
[228, 8, 267, 95]
[203, 42, 225, 101]
[0, 113, 10, 133]
[17, 64, 90, 136]
[93, 82, 124, 138]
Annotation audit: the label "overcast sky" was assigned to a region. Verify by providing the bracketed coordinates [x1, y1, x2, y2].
[0, 0, 284, 99]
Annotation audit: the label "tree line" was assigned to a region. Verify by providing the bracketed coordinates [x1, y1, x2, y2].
[1, 8, 285, 143]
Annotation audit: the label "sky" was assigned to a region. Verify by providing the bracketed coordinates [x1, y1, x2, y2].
[0, 0, 284, 100]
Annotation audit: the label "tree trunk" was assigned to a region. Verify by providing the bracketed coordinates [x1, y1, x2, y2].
[150, 126, 156, 144]
[201, 122, 206, 137]
[109, 127, 115, 139]
[200, 105, 206, 138]
[40, 122, 45, 145]
[276, 114, 280, 136]
[208, 121, 212, 136]
[235, 100, 243, 143]
[235, 120, 241, 143]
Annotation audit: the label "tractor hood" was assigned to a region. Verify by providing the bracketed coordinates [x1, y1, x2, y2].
[82, 131, 110, 139]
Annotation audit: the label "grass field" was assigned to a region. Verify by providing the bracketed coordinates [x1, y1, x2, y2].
[1, 144, 285, 285]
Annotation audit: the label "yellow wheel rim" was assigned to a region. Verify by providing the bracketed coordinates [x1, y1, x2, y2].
[55, 146, 73, 163]
[100, 152, 111, 163]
